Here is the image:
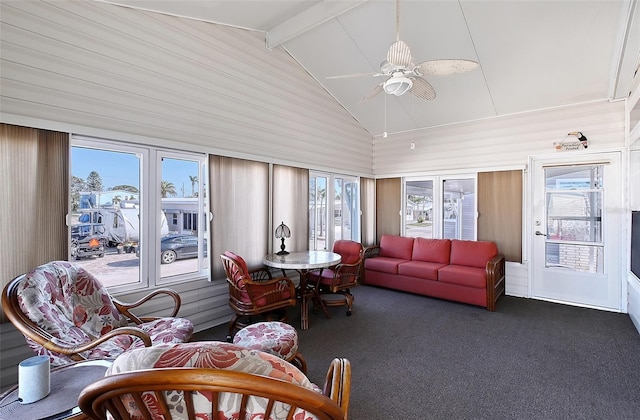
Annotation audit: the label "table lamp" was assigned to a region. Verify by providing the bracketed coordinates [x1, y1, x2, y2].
[275, 222, 291, 255]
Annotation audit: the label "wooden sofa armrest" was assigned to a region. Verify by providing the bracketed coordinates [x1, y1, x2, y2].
[363, 245, 380, 259]
[485, 254, 506, 311]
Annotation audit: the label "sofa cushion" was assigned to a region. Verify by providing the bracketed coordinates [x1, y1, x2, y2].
[438, 265, 487, 288]
[411, 238, 451, 264]
[364, 257, 408, 274]
[378, 235, 414, 260]
[397, 261, 446, 280]
[449, 240, 498, 268]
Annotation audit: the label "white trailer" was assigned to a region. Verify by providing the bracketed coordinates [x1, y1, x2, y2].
[79, 206, 168, 247]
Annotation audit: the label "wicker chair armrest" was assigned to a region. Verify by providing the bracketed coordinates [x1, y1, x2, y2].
[249, 266, 273, 281]
[323, 358, 351, 417]
[113, 288, 182, 324]
[244, 276, 296, 302]
[332, 260, 362, 286]
[41, 326, 152, 357]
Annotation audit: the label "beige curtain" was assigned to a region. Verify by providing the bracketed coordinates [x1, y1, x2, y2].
[360, 177, 376, 247]
[1, 124, 69, 322]
[375, 177, 402, 243]
[209, 156, 269, 280]
[273, 165, 308, 253]
[478, 170, 523, 262]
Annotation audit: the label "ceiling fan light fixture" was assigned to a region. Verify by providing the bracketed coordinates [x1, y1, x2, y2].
[383, 76, 413, 96]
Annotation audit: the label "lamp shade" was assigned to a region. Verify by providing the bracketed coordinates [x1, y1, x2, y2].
[275, 222, 290, 239]
[383, 76, 413, 96]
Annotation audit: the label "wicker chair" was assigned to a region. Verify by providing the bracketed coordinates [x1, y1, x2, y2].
[79, 341, 351, 420]
[221, 251, 297, 341]
[1, 260, 193, 366]
[308, 240, 364, 317]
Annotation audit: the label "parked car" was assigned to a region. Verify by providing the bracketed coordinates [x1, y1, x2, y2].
[71, 223, 107, 260]
[161, 234, 208, 264]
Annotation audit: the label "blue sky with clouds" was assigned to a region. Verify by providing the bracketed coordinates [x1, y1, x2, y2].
[72, 147, 200, 197]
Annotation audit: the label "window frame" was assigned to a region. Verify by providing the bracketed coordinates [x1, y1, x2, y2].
[402, 174, 477, 240]
[70, 136, 210, 293]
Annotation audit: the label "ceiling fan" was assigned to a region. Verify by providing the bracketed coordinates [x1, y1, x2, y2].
[327, 0, 479, 103]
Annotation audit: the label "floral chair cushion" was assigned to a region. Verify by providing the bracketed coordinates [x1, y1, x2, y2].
[232, 321, 299, 362]
[16, 260, 193, 366]
[106, 341, 321, 420]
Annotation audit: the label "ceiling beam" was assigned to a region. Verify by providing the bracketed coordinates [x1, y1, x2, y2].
[609, 0, 640, 99]
[266, 0, 368, 49]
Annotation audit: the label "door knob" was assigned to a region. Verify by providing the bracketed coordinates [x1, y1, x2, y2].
[535, 231, 547, 236]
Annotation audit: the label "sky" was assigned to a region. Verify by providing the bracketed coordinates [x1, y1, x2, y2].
[72, 147, 201, 197]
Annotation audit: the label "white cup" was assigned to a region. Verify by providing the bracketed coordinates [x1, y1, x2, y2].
[18, 355, 50, 404]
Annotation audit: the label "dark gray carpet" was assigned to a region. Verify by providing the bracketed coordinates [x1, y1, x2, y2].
[194, 285, 640, 419]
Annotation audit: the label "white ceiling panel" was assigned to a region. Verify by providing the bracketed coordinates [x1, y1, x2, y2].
[98, 0, 640, 137]
[461, 1, 626, 115]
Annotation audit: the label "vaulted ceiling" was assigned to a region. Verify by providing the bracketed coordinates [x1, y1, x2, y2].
[101, 0, 640, 137]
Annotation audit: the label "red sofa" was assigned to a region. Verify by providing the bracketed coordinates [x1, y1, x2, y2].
[363, 235, 505, 311]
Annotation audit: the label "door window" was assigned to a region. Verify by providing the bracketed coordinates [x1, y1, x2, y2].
[544, 165, 604, 273]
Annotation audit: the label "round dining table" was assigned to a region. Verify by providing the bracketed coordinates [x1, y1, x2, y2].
[263, 251, 341, 330]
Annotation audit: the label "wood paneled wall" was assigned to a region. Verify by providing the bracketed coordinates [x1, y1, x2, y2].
[0, 0, 372, 176]
[374, 100, 624, 177]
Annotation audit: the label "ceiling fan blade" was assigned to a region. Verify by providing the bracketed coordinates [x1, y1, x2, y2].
[326, 72, 379, 80]
[418, 59, 479, 76]
[409, 77, 436, 100]
[387, 40, 412, 67]
[360, 83, 384, 103]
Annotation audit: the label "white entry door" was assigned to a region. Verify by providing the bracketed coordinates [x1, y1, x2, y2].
[531, 152, 623, 311]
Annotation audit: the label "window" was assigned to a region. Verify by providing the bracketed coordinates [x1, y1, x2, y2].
[403, 176, 476, 240]
[442, 177, 476, 240]
[70, 137, 209, 291]
[159, 154, 208, 280]
[404, 179, 434, 238]
[310, 172, 360, 250]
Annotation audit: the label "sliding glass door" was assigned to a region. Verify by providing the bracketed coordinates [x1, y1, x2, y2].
[310, 172, 360, 250]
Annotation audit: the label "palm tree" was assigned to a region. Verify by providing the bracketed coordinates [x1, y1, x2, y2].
[160, 180, 177, 198]
[189, 175, 198, 197]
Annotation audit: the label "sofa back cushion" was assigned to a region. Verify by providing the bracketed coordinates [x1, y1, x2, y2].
[378, 235, 414, 260]
[450, 240, 498, 268]
[412, 238, 451, 264]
